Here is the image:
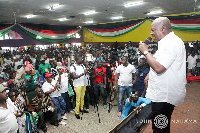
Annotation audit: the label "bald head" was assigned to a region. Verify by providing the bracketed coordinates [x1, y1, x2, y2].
[151, 17, 172, 42]
[153, 17, 171, 30]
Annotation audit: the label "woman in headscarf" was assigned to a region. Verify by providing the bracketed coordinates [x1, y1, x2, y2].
[25, 64, 41, 104]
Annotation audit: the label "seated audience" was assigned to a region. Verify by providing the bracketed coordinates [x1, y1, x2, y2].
[32, 87, 59, 133]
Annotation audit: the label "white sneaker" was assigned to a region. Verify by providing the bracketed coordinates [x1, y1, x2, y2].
[61, 115, 67, 120]
[70, 110, 75, 114]
[60, 121, 66, 126]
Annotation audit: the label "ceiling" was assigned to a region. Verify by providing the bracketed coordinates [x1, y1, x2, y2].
[0, 0, 200, 26]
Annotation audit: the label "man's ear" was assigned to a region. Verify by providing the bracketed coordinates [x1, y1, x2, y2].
[161, 26, 166, 33]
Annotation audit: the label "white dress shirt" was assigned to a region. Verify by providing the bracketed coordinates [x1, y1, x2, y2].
[146, 32, 186, 106]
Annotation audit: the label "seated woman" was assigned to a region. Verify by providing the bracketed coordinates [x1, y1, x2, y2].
[25, 64, 41, 104]
[8, 89, 29, 133]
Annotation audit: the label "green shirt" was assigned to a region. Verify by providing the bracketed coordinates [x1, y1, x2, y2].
[38, 63, 51, 75]
[25, 70, 40, 87]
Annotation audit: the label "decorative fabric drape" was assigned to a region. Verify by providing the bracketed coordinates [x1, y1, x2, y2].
[0, 24, 15, 37]
[18, 24, 82, 42]
[149, 18, 200, 31]
[85, 19, 146, 37]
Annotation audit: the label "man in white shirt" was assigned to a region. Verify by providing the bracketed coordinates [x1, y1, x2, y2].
[187, 50, 198, 73]
[55, 66, 73, 114]
[139, 17, 186, 132]
[70, 56, 88, 119]
[42, 72, 67, 125]
[114, 56, 137, 117]
[0, 84, 18, 133]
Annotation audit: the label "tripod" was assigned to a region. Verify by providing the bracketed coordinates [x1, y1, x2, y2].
[107, 83, 117, 113]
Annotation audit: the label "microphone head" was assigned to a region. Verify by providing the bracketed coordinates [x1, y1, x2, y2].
[144, 37, 152, 45]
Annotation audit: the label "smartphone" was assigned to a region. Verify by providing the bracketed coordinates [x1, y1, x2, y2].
[130, 92, 135, 97]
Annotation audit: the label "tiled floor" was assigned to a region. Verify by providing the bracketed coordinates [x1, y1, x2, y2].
[141, 82, 200, 133]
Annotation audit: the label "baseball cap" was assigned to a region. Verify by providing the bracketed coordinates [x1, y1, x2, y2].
[0, 84, 7, 93]
[24, 61, 30, 66]
[45, 72, 52, 78]
[40, 58, 45, 61]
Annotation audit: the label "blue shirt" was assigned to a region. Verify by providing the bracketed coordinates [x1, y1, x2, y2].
[121, 97, 151, 120]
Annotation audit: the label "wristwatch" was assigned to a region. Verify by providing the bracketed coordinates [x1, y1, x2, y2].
[144, 51, 149, 55]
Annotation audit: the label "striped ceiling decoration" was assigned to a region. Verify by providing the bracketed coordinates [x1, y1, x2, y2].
[18, 24, 82, 42]
[85, 19, 146, 37]
[0, 24, 15, 37]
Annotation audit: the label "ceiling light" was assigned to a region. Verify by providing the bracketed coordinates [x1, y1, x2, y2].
[124, 1, 144, 7]
[85, 20, 94, 24]
[48, 4, 61, 11]
[84, 11, 96, 15]
[147, 11, 163, 15]
[58, 18, 68, 21]
[26, 14, 36, 19]
[111, 16, 123, 20]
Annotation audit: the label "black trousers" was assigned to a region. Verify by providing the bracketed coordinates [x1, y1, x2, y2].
[152, 102, 175, 133]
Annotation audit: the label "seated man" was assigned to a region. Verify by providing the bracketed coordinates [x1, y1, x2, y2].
[31, 87, 59, 133]
[121, 91, 151, 120]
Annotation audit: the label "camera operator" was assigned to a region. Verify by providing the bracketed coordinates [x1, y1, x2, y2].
[92, 60, 107, 109]
[87, 61, 95, 106]
[83, 61, 95, 110]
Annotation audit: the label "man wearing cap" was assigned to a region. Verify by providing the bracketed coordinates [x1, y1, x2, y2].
[38, 58, 51, 76]
[0, 84, 18, 133]
[121, 91, 151, 120]
[135, 56, 149, 97]
[42, 72, 67, 125]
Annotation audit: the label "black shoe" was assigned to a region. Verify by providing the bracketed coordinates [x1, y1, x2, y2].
[42, 125, 47, 133]
[75, 114, 80, 119]
[50, 122, 59, 127]
[80, 110, 89, 113]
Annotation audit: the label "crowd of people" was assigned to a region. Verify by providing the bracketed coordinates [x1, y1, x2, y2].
[0, 30, 199, 132]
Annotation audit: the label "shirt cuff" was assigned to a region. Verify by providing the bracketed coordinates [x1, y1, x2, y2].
[141, 103, 146, 107]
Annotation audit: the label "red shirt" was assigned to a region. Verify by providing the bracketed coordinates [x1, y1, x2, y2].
[93, 66, 106, 83]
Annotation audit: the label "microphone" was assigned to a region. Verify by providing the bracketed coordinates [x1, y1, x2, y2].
[144, 37, 152, 45]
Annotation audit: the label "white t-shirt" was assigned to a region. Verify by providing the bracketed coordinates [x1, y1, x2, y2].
[42, 81, 61, 98]
[85, 54, 93, 61]
[14, 60, 23, 71]
[116, 64, 136, 86]
[4, 58, 12, 65]
[0, 98, 18, 133]
[187, 54, 198, 69]
[146, 32, 186, 106]
[54, 72, 68, 94]
[70, 64, 86, 87]
[84, 74, 90, 86]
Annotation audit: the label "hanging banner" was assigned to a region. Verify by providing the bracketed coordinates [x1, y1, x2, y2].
[18, 24, 82, 42]
[0, 24, 15, 37]
[85, 20, 146, 37]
